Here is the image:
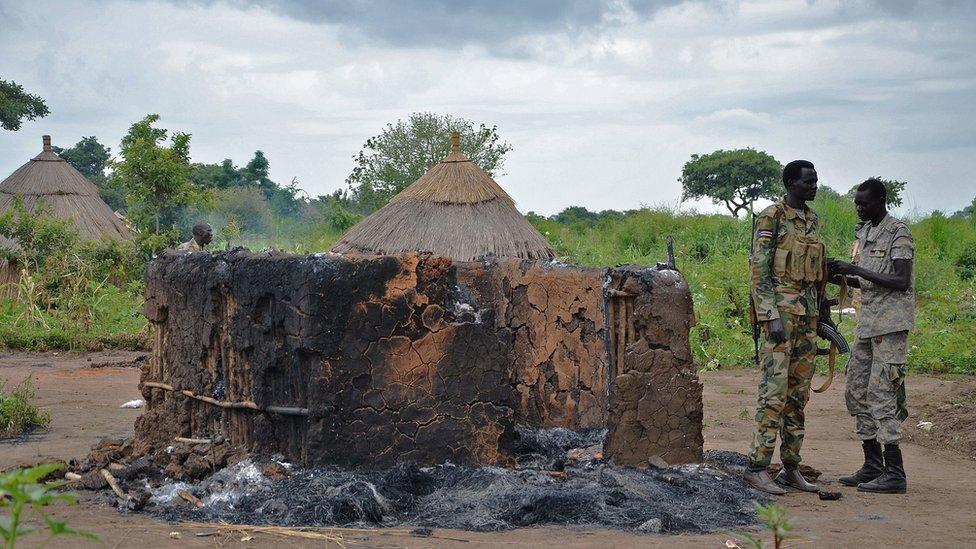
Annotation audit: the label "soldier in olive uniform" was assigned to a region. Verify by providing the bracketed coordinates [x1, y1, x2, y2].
[745, 160, 827, 495]
[177, 222, 213, 252]
[829, 179, 914, 494]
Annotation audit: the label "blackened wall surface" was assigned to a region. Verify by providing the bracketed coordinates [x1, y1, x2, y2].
[138, 251, 701, 467]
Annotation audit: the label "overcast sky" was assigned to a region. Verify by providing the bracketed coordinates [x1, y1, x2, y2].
[1, 0, 974, 216]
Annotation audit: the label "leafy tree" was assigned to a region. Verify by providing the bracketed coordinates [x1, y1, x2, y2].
[347, 112, 512, 211]
[52, 136, 125, 211]
[952, 196, 976, 219]
[846, 177, 906, 208]
[211, 187, 274, 236]
[679, 149, 783, 217]
[189, 151, 303, 218]
[111, 114, 203, 236]
[0, 80, 49, 131]
[312, 192, 363, 232]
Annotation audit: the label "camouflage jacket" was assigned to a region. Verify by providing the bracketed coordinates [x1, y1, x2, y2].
[750, 200, 826, 321]
[177, 239, 206, 252]
[854, 214, 915, 338]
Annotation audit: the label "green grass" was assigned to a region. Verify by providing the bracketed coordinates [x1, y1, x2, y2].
[5, 192, 970, 375]
[529, 195, 976, 375]
[0, 377, 50, 439]
[0, 283, 148, 352]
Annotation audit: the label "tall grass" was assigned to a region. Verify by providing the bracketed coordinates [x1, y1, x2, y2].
[529, 195, 976, 374]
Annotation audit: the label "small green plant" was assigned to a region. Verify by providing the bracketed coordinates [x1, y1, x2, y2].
[729, 502, 796, 549]
[0, 377, 50, 439]
[0, 463, 97, 548]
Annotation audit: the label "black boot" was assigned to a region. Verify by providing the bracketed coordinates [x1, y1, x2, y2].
[839, 439, 884, 487]
[858, 444, 907, 494]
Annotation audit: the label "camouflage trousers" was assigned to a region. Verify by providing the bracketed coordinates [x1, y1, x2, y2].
[748, 313, 818, 468]
[845, 331, 909, 444]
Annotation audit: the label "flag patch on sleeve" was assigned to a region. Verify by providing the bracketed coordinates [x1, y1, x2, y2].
[756, 229, 774, 239]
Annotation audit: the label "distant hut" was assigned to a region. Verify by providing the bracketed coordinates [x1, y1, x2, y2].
[0, 135, 133, 296]
[332, 133, 555, 262]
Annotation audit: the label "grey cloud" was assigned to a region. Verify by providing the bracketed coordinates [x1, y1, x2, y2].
[159, 0, 686, 49]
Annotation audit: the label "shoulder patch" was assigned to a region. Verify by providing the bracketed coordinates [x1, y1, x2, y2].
[756, 229, 774, 239]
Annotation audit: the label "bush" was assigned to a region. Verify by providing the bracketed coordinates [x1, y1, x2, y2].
[0, 199, 148, 351]
[955, 243, 976, 281]
[0, 377, 50, 439]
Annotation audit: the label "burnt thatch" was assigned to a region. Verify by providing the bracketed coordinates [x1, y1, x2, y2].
[331, 133, 555, 262]
[0, 135, 133, 244]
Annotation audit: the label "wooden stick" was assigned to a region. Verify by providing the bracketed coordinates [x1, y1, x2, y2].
[145, 381, 309, 416]
[175, 436, 213, 445]
[100, 469, 125, 500]
[179, 489, 205, 508]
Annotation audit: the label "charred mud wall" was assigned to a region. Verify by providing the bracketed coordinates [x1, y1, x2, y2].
[138, 251, 701, 468]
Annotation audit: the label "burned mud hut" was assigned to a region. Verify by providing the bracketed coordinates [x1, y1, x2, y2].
[0, 135, 133, 296]
[135, 135, 703, 470]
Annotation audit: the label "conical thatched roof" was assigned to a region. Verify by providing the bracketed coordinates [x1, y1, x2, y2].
[332, 133, 555, 262]
[0, 136, 133, 247]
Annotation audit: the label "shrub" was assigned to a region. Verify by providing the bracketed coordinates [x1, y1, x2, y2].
[0, 377, 50, 439]
[955, 243, 976, 281]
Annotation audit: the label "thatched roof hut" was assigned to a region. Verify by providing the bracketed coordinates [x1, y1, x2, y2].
[331, 133, 555, 262]
[1, 136, 133, 297]
[0, 135, 132, 243]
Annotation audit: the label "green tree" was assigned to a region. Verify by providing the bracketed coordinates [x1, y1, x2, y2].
[189, 151, 302, 218]
[679, 149, 783, 217]
[0, 80, 49, 131]
[846, 177, 907, 208]
[52, 136, 126, 211]
[952, 196, 976, 219]
[212, 187, 274, 235]
[347, 112, 512, 211]
[111, 114, 202, 236]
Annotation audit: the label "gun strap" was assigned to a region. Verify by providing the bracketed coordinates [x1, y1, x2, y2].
[813, 344, 835, 393]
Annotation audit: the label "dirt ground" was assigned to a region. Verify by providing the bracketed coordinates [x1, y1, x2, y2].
[2, 351, 975, 548]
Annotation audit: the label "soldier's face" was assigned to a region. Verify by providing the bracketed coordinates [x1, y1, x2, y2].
[854, 190, 884, 222]
[787, 168, 818, 201]
[196, 227, 213, 245]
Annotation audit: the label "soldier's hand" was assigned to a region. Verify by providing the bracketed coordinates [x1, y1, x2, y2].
[829, 259, 856, 276]
[766, 318, 787, 344]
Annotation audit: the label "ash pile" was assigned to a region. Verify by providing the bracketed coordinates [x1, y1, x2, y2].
[77, 429, 766, 535]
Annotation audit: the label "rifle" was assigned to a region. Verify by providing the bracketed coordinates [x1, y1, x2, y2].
[748, 214, 760, 365]
[812, 269, 850, 393]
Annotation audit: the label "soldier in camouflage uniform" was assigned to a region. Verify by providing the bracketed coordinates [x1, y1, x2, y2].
[829, 178, 914, 494]
[744, 160, 827, 495]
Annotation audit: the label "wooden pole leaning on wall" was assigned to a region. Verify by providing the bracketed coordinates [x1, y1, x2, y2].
[141, 381, 309, 416]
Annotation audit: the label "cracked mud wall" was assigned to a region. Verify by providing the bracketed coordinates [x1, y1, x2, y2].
[603, 266, 704, 466]
[138, 251, 701, 468]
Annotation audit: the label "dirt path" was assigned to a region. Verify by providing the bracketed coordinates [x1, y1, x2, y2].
[2, 353, 974, 548]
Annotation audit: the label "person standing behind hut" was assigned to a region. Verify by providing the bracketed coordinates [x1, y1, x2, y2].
[829, 179, 914, 494]
[177, 222, 212, 252]
[745, 160, 826, 495]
